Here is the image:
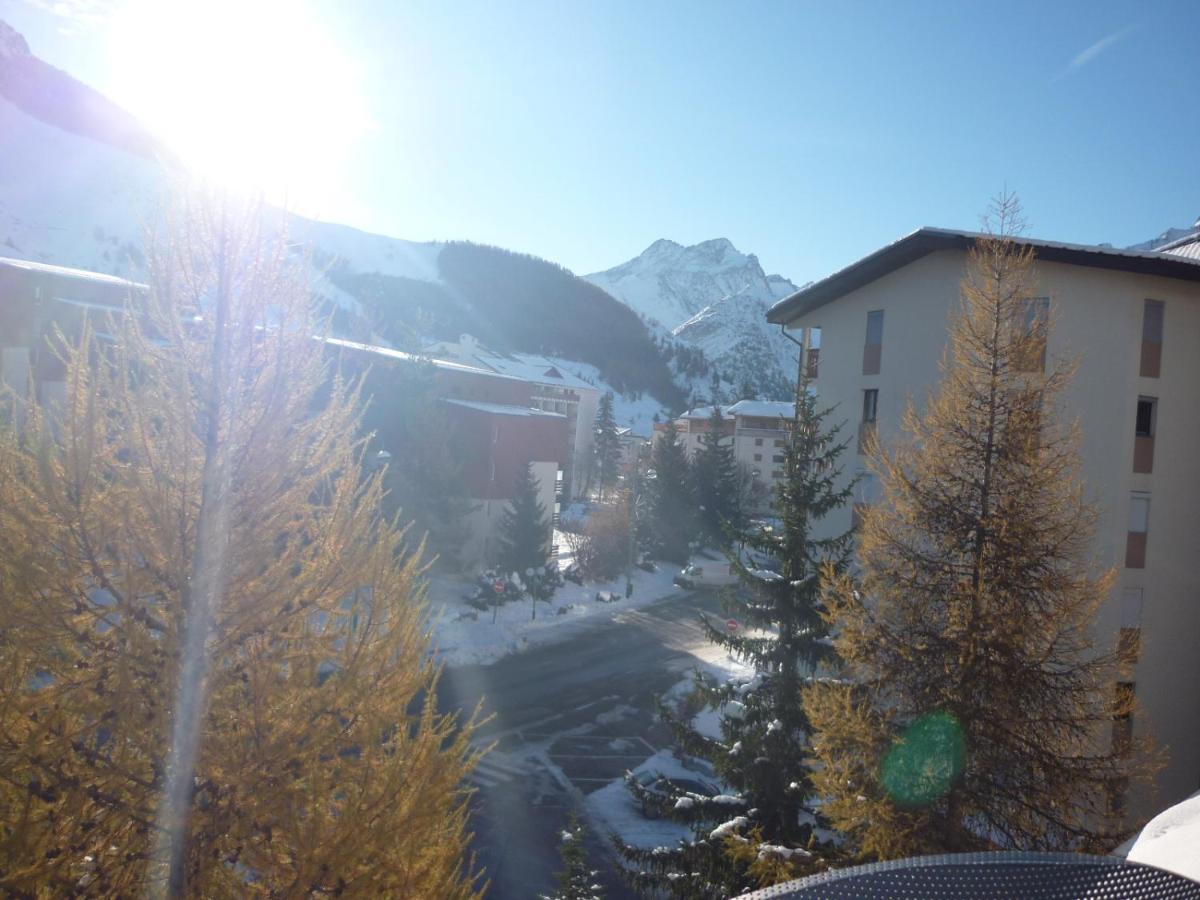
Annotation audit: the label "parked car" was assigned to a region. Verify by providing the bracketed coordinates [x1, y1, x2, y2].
[673, 562, 739, 590]
[633, 770, 721, 819]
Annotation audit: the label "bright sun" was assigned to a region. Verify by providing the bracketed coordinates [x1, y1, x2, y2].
[106, 0, 370, 212]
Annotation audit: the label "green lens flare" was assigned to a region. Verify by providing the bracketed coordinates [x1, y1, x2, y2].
[880, 710, 966, 808]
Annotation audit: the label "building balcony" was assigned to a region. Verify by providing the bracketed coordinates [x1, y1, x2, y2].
[736, 426, 789, 438]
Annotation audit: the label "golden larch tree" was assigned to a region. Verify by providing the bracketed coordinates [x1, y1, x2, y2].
[0, 195, 483, 897]
[805, 194, 1151, 861]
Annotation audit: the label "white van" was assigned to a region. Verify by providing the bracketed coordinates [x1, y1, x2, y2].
[673, 562, 739, 590]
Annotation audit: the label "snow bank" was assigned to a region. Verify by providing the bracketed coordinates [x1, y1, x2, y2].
[584, 749, 699, 849]
[426, 562, 683, 668]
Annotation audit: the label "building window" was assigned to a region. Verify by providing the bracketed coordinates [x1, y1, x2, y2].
[754, 453, 762, 462]
[863, 310, 884, 375]
[1125, 494, 1149, 568]
[772, 454, 785, 463]
[1012, 298, 1049, 372]
[859, 389, 878, 454]
[1133, 397, 1156, 474]
[1119, 588, 1143, 668]
[852, 472, 879, 530]
[862, 389, 878, 423]
[1112, 682, 1135, 757]
[755, 437, 763, 446]
[1141, 299, 1164, 378]
[1135, 398, 1155, 436]
[774, 439, 786, 447]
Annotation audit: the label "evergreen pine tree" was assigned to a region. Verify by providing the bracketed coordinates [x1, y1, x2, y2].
[614, 368, 853, 897]
[498, 462, 552, 576]
[692, 405, 741, 547]
[0, 195, 482, 897]
[709, 369, 723, 405]
[594, 391, 621, 499]
[646, 419, 695, 564]
[542, 813, 603, 900]
[805, 194, 1148, 861]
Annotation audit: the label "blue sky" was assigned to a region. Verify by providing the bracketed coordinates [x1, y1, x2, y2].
[4, 0, 1198, 283]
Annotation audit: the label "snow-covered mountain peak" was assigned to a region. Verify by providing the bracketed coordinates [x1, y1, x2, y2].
[585, 238, 801, 399]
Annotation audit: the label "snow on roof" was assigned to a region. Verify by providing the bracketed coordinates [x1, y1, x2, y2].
[681, 400, 795, 420]
[726, 400, 795, 419]
[1160, 231, 1200, 261]
[443, 398, 566, 418]
[323, 337, 523, 379]
[472, 351, 597, 391]
[681, 408, 734, 422]
[1124, 791, 1200, 881]
[0, 255, 147, 289]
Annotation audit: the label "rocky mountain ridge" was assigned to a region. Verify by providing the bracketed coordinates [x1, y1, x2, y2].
[586, 238, 803, 400]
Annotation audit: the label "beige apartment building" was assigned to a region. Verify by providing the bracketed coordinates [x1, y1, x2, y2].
[767, 226, 1200, 821]
[657, 399, 795, 513]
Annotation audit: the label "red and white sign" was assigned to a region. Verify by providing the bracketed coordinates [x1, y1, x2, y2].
[726, 618, 739, 633]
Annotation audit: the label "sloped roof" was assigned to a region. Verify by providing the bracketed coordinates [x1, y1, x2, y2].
[443, 398, 565, 418]
[1159, 231, 1200, 262]
[0, 255, 147, 290]
[726, 400, 795, 419]
[679, 405, 725, 420]
[323, 337, 525, 380]
[767, 228, 1200, 325]
[472, 352, 597, 391]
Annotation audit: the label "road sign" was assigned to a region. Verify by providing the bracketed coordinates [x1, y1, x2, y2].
[726, 618, 739, 633]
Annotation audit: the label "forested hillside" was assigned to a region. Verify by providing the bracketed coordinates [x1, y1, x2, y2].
[331, 241, 686, 407]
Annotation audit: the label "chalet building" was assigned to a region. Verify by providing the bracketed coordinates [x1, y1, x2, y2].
[0, 256, 146, 417]
[615, 426, 649, 472]
[424, 335, 600, 502]
[655, 399, 794, 512]
[0, 256, 569, 571]
[767, 225, 1200, 820]
[325, 338, 569, 567]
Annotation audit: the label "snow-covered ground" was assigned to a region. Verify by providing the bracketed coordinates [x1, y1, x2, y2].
[584, 749, 701, 850]
[420, 531, 763, 856]
[425, 553, 685, 669]
[584, 653, 752, 849]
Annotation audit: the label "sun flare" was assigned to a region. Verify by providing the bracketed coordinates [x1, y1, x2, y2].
[106, 0, 371, 211]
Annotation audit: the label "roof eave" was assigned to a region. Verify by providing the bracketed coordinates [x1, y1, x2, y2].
[767, 228, 1200, 325]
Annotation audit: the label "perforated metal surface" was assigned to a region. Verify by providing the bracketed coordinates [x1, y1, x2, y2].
[737, 852, 1200, 899]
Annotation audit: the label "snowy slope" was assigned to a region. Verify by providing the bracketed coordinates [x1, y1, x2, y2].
[0, 19, 442, 299]
[0, 95, 163, 274]
[586, 238, 801, 400]
[0, 21, 666, 432]
[0, 95, 443, 301]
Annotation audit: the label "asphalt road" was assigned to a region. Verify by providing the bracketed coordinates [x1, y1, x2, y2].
[437, 589, 726, 899]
